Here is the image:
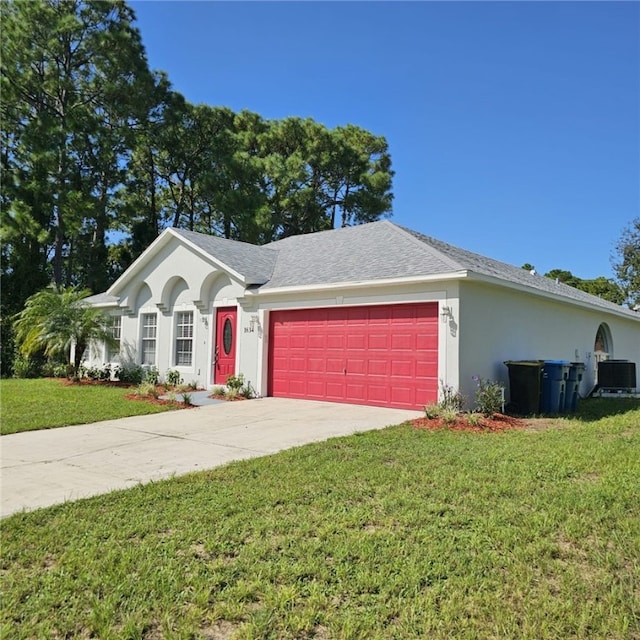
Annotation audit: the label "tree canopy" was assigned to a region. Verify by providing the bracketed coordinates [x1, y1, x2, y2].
[0, 0, 394, 375]
[520, 265, 626, 306]
[612, 217, 640, 309]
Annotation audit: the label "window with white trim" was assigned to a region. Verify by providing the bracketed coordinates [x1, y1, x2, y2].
[141, 313, 157, 365]
[175, 311, 194, 366]
[107, 316, 121, 362]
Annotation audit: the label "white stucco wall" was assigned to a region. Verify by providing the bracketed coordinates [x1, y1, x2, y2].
[457, 279, 640, 406]
[88, 238, 245, 389]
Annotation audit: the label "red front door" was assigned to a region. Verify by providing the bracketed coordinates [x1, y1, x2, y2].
[214, 307, 237, 384]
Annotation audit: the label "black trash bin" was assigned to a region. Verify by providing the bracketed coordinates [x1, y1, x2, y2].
[504, 361, 544, 415]
[564, 362, 585, 412]
[542, 361, 570, 414]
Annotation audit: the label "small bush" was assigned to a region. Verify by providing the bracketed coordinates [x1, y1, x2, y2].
[439, 381, 465, 412]
[181, 392, 192, 406]
[12, 355, 41, 379]
[226, 388, 238, 400]
[83, 364, 113, 381]
[212, 386, 226, 397]
[240, 381, 256, 399]
[166, 369, 182, 387]
[117, 364, 144, 385]
[425, 403, 441, 419]
[473, 376, 504, 416]
[188, 380, 198, 391]
[440, 407, 458, 425]
[134, 382, 157, 398]
[466, 412, 483, 427]
[144, 366, 159, 386]
[226, 373, 245, 391]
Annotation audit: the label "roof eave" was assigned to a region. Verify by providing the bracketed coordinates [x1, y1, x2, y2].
[245, 271, 469, 297]
[86, 300, 120, 309]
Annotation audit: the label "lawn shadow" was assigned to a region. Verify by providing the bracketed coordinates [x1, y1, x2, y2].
[572, 397, 640, 422]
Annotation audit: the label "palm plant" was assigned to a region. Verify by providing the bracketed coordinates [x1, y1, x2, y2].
[14, 286, 115, 378]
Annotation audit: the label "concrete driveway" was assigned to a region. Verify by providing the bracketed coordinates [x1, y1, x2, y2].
[1, 398, 421, 518]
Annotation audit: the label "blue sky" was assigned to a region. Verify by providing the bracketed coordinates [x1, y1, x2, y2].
[130, 1, 639, 280]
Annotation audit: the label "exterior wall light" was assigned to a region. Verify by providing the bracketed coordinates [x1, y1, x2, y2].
[441, 305, 452, 323]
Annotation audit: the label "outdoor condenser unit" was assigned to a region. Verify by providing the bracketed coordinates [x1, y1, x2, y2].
[597, 360, 637, 391]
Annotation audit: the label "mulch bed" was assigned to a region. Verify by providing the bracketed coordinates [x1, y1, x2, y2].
[209, 394, 249, 402]
[411, 413, 525, 433]
[124, 393, 196, 409]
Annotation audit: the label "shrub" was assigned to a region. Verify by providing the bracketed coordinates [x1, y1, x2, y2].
[212, 386, 226, 397]
[425, 403, 441, 419]
[181, 392, 192, 406]
[439, 381, 465, 412]
[473, 376, 504, 416]
[84, 364, 112, 381]
[440, 407, 458, 425]
[240, 381, 256, 399]
[466, 412, 483, 427]
[134, 382, 158, 398]
[166, 369, 182, 387]
[144, 366, 159, 386]
[117, 364, 144, 385]
[12, 355, 40, 379]
[53, 364, 69, 378]
[226, 373, 245, 391]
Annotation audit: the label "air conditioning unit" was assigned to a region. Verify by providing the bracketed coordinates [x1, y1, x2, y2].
[598, 360, 637, 392]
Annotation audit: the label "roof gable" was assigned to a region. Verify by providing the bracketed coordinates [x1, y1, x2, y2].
[107, 227, 277, 296]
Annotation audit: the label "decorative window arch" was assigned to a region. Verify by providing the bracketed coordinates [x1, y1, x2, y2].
[594, 323, 613, 359]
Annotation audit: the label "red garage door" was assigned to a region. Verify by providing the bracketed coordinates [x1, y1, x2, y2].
[268, 303, 438, 410]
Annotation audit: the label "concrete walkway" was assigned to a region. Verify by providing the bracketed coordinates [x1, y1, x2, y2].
[1, 398, 421, 518]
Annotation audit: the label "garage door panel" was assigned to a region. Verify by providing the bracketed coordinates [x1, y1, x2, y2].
[307, 335, 326, 349]
[416, 334, 439, 350]
[368, 333, 390, 350]
[326, 334, 345, 349]
[368, 359, 389, 376]
[416, 359, 438, 378]
[346, 359, 366, 374]
[268, 303, 438, 409]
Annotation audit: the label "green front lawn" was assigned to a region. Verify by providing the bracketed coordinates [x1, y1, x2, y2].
[0, 378, 182, 435]
[2, 400, 638, 639]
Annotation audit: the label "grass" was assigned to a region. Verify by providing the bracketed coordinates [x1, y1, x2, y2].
[1, 399, 639, 639]
[0, 378, 183, 435]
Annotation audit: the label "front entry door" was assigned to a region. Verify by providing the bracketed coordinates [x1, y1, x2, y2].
[214, 307, 237, 384]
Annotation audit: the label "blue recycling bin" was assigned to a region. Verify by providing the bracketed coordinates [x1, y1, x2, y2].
[542, 361, 570, 414]
[564, 362, 585, 412]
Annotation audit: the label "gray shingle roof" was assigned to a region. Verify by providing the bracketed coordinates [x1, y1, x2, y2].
[172, 228, 277, 284]
[91, 221, 638, 319]
[399, 225, 637, 317]
[256, 221, 636, 318]
[260, 220, 462, 288]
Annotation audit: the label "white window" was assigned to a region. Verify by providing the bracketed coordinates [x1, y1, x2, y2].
[107, 316, 121, 362]
[175, 311, 193, 366]
[141, 313, 157, 365]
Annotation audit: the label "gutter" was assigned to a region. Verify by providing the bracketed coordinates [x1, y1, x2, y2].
[243, 271, 469, 298]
